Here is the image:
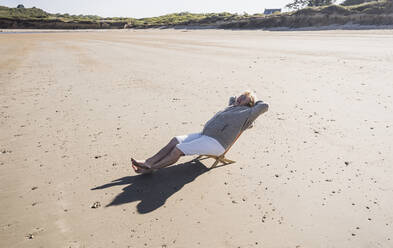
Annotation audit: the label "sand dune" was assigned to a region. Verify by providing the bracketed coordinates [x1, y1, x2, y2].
[1, 29, 393, 247]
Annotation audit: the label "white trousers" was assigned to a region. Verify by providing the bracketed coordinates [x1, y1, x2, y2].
[175, 132, 225, 156]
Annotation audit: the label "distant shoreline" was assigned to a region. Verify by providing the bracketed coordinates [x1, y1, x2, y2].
[2, 23, 393, 34]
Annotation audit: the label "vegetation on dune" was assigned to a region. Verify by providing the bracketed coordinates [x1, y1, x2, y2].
[0, 5, 134, 23]
[286, 0, 337, 10]
[125, 12, 253, 28]
[0, 5, 136, 29]
[0, 6, 265, 29]
[0, 0, 393, 29]
[344, 0, 393, 13]
[220, 0, 393, 29]
[0, 5, 49, 19]
[341, 0, 377, 6]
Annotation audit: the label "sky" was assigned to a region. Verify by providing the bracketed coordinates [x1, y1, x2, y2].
[0, 0, 298, 18]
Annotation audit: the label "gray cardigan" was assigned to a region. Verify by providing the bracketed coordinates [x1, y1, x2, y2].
[202, 96, 269, 149]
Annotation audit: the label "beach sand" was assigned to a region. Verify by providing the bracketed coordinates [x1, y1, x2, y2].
[1, 29, 393, 247]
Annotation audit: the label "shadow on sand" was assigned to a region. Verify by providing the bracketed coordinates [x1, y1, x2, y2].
[91, 160, 209, 214]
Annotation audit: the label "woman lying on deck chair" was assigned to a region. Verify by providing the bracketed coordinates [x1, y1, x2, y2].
[131, 90, 269, 174]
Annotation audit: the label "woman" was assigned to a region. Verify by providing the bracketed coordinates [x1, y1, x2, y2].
[132, 91, 269, 174]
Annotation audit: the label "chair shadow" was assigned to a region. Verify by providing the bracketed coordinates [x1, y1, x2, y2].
[91, 160, 209, 214]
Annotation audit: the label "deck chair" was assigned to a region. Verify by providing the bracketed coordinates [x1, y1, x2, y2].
[194, 131, 244, 169]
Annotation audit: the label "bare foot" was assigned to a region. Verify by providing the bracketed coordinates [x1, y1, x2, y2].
[134, 167, 154, 175]
[131, 160, 155, 174]
[131, 158, 151, 169]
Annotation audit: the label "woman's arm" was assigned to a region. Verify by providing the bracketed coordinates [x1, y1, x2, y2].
[243, 100, 269, 129]
[228, 96, 237, 106]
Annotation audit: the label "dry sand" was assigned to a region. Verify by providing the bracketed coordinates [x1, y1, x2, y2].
[1, 29, 393, 248]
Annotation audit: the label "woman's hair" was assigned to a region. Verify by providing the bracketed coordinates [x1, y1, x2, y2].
[243, 90, 256, 107]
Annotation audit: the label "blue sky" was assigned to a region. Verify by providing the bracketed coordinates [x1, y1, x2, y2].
[0, 0, 320, 18]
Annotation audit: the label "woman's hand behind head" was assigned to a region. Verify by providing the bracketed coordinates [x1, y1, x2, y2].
[235, 91, 256, 107]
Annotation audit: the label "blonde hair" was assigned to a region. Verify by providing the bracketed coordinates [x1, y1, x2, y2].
[242, 90, 256, 107]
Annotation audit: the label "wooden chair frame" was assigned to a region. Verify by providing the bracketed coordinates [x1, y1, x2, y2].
[194, 131, 243, 169]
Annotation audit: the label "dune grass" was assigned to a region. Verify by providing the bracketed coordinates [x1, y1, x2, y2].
[0, 0, 392, 29]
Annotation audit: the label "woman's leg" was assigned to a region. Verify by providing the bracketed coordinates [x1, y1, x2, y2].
[144, 137, 179, 166]
[132, 133, 201, 173]
[149, 146, 184, 169]
[132, 137, 178, 169]
[139, 133, 201, 167]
